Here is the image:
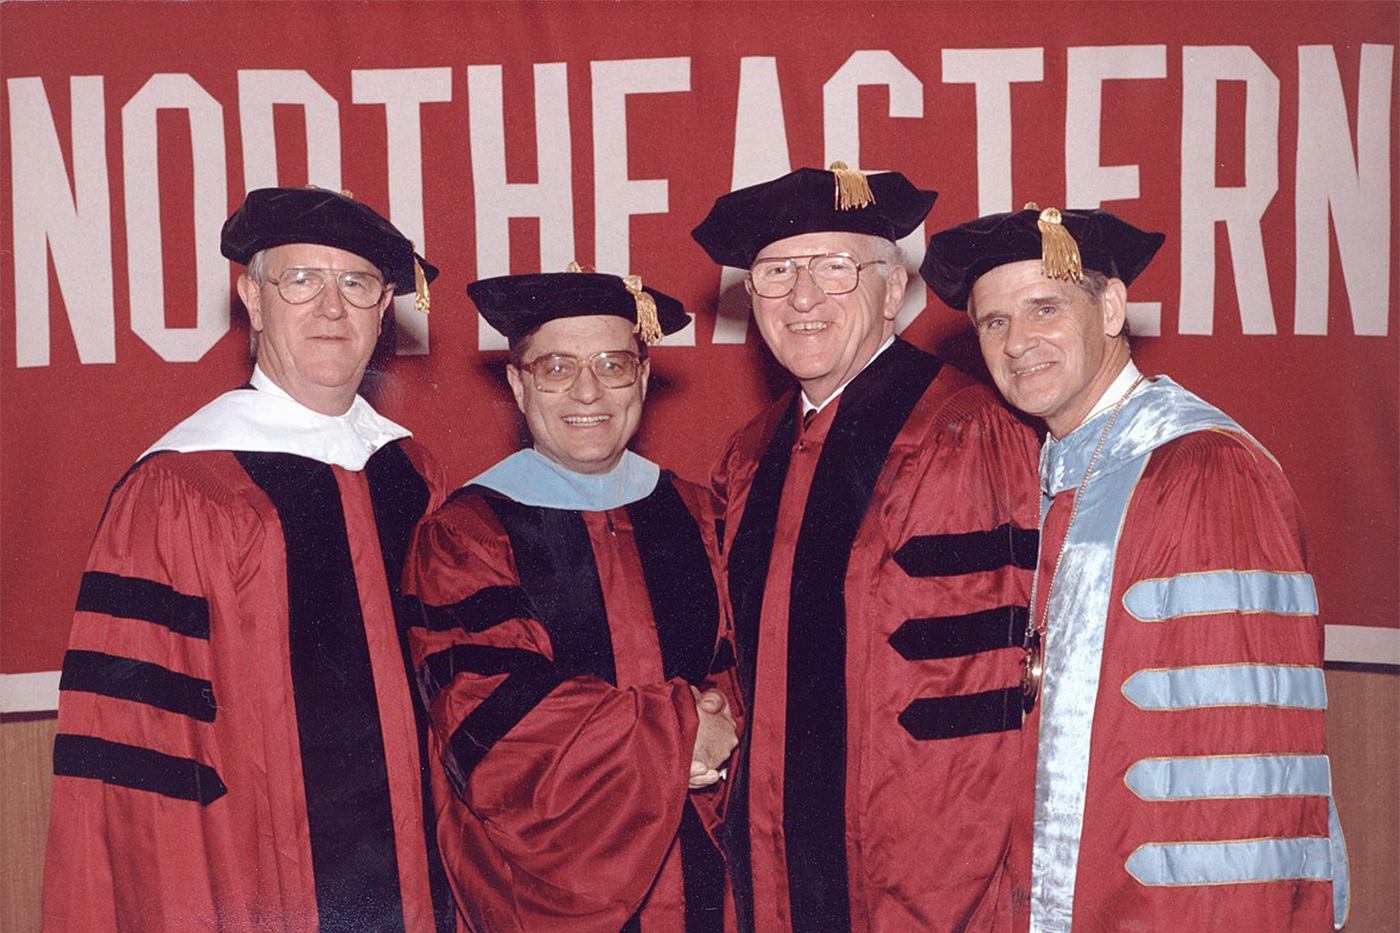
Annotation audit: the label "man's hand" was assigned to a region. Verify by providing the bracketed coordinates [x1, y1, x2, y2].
[689, 687, 737, 789]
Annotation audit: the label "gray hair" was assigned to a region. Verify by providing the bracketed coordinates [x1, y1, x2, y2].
[1074, 269, 1132, 340]
[244, 249, 270, 286]
[863, 234, 903, 276]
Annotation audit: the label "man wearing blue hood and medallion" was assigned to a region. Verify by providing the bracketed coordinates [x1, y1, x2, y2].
[923, 206, 1349, 933]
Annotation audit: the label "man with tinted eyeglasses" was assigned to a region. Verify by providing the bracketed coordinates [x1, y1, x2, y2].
[43, 187, 462, 933]
[691, 165, 1041, 933]
[403, 268, 741, 933]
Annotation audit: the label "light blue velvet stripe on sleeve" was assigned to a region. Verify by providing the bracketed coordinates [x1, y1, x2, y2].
[1121, 665, 1327, 710]
[1125, 754, 1331, 800]
[1125, 838, 1333, 886]
[1123, 570, 1318, 621]
[1123, 756, 1349, 925]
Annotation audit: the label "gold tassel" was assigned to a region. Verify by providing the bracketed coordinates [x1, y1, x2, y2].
[566, 261, 584, 273]
[302, 184, 354, 200]
[623, 275, 663, 344]
[829, 161, 875, 210]
[411, 241, 429, 313]
[1033, 205, 1083, 282]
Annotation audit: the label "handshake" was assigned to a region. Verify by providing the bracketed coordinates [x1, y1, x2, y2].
[688, 687, 739, 789]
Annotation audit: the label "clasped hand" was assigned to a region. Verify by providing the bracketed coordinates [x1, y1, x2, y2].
[688, 686, 737, 789]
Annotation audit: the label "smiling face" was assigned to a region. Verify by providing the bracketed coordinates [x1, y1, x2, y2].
[968, 259, 1130, 438]
[505, 315, 650, 475]
[237, 243, 391, 415]
[748, 231, 905, 406]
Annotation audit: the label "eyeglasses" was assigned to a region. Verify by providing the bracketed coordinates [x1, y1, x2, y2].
[266, 267, 387, 309]
[746, 253, 888, 298]
[517, 350, 642, 392]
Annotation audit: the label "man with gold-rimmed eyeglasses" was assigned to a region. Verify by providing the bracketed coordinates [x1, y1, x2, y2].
[402, 268, 742, 933]
[691, 165, 1042, 933]
[43, 187, 460, 932]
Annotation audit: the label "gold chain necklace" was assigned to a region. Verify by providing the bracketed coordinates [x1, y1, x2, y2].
[1022, 374, 1146, 711]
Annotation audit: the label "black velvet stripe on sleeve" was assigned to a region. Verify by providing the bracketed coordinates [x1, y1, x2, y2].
[888, 606, 1027, 660]
[437, 496, 617, 798]
[418, 585, 534, 633]
[59, 649, 217, 722]
[628, 473, 720, 686]
[236, 452, 406, 933]
[418, 644, 553, 708]
[893, 523, 1039, 577]
[53, 733, 227, 804]
[364, 442, 459, 933]
[783, 339, 940, 933]
[897, 687, 1023, 740]
[721, 398, 798, 933]
[443, 659, 562, 794]
[484, 499, 616, 682]
[76, 570, 210, 639]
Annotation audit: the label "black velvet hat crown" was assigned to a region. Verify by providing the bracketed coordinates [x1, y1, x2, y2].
[691, 164, 938, 269]
[467, 268, 690, 345]
[921, 205, 1165, 311]
[221, 187, 439, 298]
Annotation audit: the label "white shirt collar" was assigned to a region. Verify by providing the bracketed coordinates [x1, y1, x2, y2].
[140, 366, 411, 470]
[800, 334, 897, 416]
[1081, 358, 1142, 426]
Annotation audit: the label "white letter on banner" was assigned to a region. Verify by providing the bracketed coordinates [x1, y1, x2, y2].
[122, 74, 229, 362]
[353, 68, 452, 355]
[1066, 46, 1168, 335]
[237, 70, 341, 191]
[824, 50, 928, 333]
[1295, 44, 1392, 336]
[591, 57, 693, 344]
[941, 48, 1044, 215]
[1180, 47, 1280, 335]
[8, 76, 113, 367]
[713, 57, 793, 345]
[468, 63, 575, 350]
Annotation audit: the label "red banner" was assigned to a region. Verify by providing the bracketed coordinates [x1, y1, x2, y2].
[2, 1, 1396, 691]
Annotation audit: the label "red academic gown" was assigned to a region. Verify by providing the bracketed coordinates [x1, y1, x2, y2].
[1010, 379, 1343, 932]
[403, 471, 739, 933]
[711, 339, 1042, 933]
[42, 440, 458, 933]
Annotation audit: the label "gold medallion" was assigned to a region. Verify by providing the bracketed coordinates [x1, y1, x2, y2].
[1021, 629, 1044, 712]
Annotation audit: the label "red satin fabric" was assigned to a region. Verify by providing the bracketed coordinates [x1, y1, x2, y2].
[405, 478, 738, 933]
[712, 368, 1041, 933]
[1011, 429, 1335, 932]
[42, 442, 453, 933]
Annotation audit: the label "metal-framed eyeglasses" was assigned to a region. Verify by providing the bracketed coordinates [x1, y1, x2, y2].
[746, 253, 888, 299]
[266, 267, 388, 309]
[516, 350, 643, 393]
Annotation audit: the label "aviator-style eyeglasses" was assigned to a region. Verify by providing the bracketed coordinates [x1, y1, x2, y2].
[746, 253, 888, 299]
[267, 267, 388, 309]
[517, 350, 643, 393]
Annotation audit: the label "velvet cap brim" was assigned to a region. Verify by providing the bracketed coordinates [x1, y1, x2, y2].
[692, 167, 937, 268]
[222, 187, 439, 291]
[921, 207, 1165, 310]
[467, 272, 690, 344]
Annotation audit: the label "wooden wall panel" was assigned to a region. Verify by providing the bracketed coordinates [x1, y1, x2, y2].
[3, 671, 1396, 933]
[1326, 668, 1400, 933]
[1, 713, 55, 933]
